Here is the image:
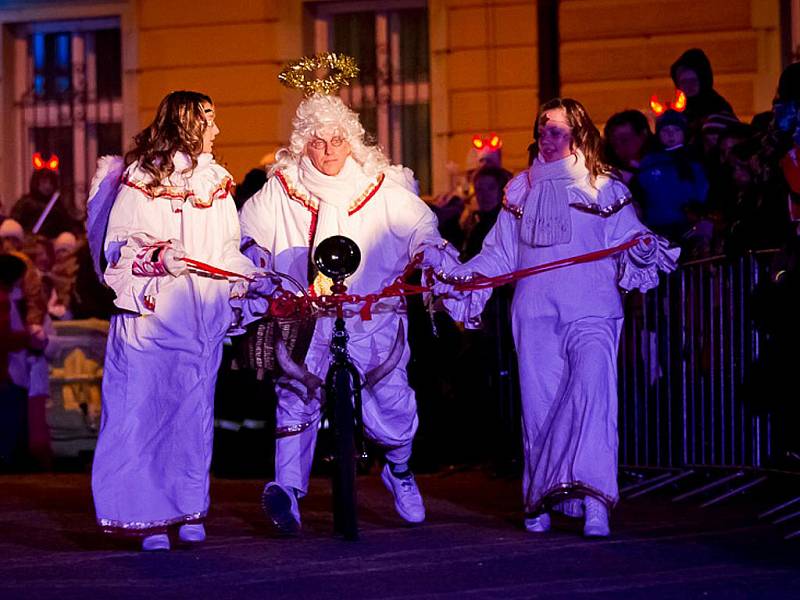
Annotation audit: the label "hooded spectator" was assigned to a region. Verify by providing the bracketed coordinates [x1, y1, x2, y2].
[10, 169, 78, 238]
[670, 49, 735, 140]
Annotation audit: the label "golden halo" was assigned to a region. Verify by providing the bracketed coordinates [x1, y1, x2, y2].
[278, 53, 359, 97]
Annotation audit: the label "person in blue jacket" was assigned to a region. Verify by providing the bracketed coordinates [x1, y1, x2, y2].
[633, 109, 709, 245]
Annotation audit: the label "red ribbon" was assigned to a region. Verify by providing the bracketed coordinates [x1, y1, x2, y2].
[179, 237, 648, 320]
[180, 257, 255, 281]
[453, 236, 647, 291]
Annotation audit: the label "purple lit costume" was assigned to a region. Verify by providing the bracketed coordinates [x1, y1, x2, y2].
[446, 152, 679, 513]
[89, 154, 258, 535]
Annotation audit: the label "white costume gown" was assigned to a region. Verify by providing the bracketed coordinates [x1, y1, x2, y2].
[91, 153, 259, 534]
[239, 157, 448, 496]
[447, 156, 679, 513]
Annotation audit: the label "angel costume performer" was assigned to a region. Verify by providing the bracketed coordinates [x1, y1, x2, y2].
[239, 94, 453, 528]
[90, 151, 260, 536]
[445, 149, 679, 531]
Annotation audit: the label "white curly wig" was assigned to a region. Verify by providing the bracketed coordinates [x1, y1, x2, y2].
[270, 94, 390, 178]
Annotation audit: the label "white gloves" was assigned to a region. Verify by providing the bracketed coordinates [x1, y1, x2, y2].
[241, 237, 273, 270]
[247, 274, 280, 297]
[162, 246, 188, 276]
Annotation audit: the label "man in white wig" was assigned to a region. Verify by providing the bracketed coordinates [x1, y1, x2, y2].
[239, 86, 454, 533]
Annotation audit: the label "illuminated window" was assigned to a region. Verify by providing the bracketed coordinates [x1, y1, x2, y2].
[15, 18, 123, 219]
[313, 2, 431, 193]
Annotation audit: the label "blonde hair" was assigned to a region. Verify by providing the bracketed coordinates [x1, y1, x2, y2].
[271, 94, 389, 178]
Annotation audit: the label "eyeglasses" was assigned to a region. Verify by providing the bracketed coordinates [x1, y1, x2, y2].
[308, 136, 346, 150]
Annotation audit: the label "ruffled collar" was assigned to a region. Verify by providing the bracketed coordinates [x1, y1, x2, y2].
[123, 152, 232, 212]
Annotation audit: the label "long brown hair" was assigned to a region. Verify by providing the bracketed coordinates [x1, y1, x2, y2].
[125, 90, 212, 191]
[532, 97, 610, 183]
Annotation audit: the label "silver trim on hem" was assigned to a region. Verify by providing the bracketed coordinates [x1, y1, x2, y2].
[98, 510, 207, 534]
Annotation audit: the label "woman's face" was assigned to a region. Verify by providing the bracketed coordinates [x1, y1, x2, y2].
[538, 108, 573, 162]
[305, 128, 352, 176]
[201, 102, 220, 154]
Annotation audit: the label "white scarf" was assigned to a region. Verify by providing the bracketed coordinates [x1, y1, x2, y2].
[518, 151, 597, 247]
[298, 155, 363, 254]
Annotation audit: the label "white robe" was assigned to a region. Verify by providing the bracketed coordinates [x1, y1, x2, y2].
[239, 160, 445, 495]
[448, 169, 678, 513]
[91, 153, 258, 534]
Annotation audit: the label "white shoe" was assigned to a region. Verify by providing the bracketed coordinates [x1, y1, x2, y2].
[381, 464, 426, 524]
[141, 533, 170, 551]
[524, 512, 551, 533]
[179, 524, 206, 543]
[583, 496, 610, 537]
[553, 498, 584, 518]
[261, 482, 301, 535]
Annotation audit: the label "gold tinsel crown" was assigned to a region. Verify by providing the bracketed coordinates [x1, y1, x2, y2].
[278, 53, 359, 97]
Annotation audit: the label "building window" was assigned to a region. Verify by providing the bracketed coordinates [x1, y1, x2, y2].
[14, 18, 123, 220]
[313, 2, 431, 193]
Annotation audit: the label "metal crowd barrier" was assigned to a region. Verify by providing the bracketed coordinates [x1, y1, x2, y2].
[618, 250, 781, 470]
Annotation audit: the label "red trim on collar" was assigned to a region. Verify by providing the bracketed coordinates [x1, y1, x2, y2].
[274, 170, 319, 215]
[123, 176, 232, 212]
[347, 173, 385, 215]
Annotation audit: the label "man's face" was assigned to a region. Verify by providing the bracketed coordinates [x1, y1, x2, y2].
[676, 67, 701, 98]
[305, 129, 352, 176]
[609, 123, 647, 165]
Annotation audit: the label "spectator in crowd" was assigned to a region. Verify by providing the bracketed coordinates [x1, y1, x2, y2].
[462, 166, 513, 260]
[234, 167, 268, 210]
[725, 137, 793, 254]
[633, 109, 709, 249]
[670, 48, 735, 141]
[10, 168, 78, 238]
[0, 254, 45, 468]
[48, 232, 79, 320]
[603, 110, 656, 184]
[0, 219, 48, 336]
[701, 113, 741, 158]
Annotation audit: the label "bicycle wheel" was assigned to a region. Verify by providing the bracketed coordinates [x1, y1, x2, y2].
[330, 366, 358, 540]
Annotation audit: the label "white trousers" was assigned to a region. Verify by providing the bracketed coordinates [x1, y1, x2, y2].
[274, 313, 418, 496]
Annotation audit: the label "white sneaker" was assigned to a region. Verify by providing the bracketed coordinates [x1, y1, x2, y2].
[524, 512, 551, 533]
[553, 498, 584, 518]
[583, 496, 610, 537]
[179, 523, 206, 543]
[141, 533, 170, 551]
[381, 464, 426, 523]
[261, 481, 301, 535]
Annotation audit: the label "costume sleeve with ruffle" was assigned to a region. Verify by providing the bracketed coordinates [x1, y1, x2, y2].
[234, 179, 285, 329]
[383, 180, 461, 278]
[102, 181, 175, 314]
[600, 178, 681, 292]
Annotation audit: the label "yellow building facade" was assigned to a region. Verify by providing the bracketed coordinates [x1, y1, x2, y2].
[0, 0, 784, 213]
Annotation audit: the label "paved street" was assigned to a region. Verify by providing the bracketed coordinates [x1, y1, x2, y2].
[1, 469, 799, 599]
